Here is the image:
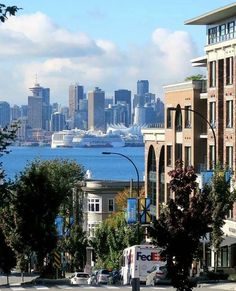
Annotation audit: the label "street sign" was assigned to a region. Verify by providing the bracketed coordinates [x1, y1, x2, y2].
[53, 251, 61, 269]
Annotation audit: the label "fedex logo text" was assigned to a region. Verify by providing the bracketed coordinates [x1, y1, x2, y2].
[137, 251, 160, 261]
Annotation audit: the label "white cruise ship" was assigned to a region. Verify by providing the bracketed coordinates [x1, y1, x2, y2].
[51, 130, 125, 148]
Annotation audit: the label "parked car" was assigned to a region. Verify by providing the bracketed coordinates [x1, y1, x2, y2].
[96, 269, 111, 284]
[146, 264, 167, 286]
[88, 270, 98, 285]
[70, 272, 90, 285]
[108, 269, 121, 285]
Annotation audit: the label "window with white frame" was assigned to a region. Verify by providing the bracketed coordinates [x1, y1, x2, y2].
[108, 198, 114, 212]
[185, 146, 191, 166]
[88, 198, 101, 212]
[166, 108, 172, 128]
[226, 100, 233, 128]
[226, 57, 234, 85]
[228, 21, 235, 39]
[209, 145, 215, 169]
[209, 61, 216, 87]
[184, 106, 191, 128]
[88, 222, 100, 237]
[209, 101, 216, 128]
[208, 27, 218, 44]
[166, 145, 172, 167]
[219, 24, 226, 41]
[226, 146, 233, 169]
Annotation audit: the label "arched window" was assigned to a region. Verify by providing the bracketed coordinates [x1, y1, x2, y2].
[147, 146, 156, 206]
[175, 105, 182, 132]
[159, 146, 165, 203]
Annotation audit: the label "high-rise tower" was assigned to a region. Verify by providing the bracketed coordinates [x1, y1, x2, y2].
[28, 82, 50, 130]
[88, 87, 105, 131]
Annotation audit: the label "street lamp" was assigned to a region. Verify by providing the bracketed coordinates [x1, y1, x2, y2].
[102, 151, 141, 291]
[102, 151, 140, 198]
[168, 107, 217, 167]
[169, 106, 216, 271]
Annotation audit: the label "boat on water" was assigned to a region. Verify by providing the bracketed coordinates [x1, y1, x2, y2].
[51, 130, 125, 148]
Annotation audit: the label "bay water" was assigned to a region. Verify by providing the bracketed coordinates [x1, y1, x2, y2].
[1, 146, 145, 181]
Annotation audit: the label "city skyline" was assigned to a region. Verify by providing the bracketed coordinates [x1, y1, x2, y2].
[0, 0, 234, 106]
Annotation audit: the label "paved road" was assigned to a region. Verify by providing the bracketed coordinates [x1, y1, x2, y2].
[1, 275, 236, 291]
[0, 283, 236, 291]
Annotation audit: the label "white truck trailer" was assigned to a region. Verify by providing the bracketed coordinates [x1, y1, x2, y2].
[121, 244, 164, 285]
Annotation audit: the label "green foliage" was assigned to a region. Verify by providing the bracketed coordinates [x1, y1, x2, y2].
[0, 4, 21, 22]
[91, 212, 140, 270]
[59, 224, 88, 272]
[185, 74, 205, 81]
[0, 228, 16, 274]
[0, 159, 84, 273]
[148, 161, 212, 291]
[210, 168, 236, 250]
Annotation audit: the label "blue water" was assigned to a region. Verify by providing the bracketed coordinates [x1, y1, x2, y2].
[1, 146, 145, 181]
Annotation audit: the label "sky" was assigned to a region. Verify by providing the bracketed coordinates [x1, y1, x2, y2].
[0, 0, 235, 106]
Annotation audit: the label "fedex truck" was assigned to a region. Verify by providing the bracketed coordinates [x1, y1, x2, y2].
[121, 245, 164, 285]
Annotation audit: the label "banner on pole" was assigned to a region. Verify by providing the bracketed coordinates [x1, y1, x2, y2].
[127, 198, 137, 224]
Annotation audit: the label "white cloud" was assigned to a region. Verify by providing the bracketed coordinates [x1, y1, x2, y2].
[0, 13, 201, 106]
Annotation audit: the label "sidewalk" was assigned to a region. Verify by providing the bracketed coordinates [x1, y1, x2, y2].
[199, 282, 236, 290]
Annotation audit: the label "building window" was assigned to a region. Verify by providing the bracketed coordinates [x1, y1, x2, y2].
[184, 106, 191, 128]
[175, 144, 182, 161]
[209, 101, 216, 128]
[228, 21, 235, 39]
[226, 146, 233, 169]
[226, 57, 234, 85]
[209, 61, 216, 87]
[175, 107, 182, 132]
[226, 100, 233, 128]
[219, 24, 226, 41]
[88, 198, 101, 213]
[108, 198, 114, 212]
[166, 108, 172, 128]
[209, 145, 215, 169]
[208, 27, 218, 44]
[166, 145, 172, 167]
[185, 146, 191, 166]
[88, 222, 99, 237]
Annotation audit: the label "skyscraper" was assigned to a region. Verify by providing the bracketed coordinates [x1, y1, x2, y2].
[0, 101, 10, 127]
[137, 80, 149, 96]
[28, 82, 50, 130]
[69, 84, 84, 127]
[114, 89, 131, 126]
[51, 112, 66, 131]
[88, 87, 105, 131]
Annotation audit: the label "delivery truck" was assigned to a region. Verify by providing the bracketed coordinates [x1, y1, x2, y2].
[120, 244, 164, 285]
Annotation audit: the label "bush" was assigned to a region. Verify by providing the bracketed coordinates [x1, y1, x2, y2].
[206, 270, 229, 280]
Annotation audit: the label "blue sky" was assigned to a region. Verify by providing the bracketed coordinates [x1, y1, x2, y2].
[1, 0, 235, 105]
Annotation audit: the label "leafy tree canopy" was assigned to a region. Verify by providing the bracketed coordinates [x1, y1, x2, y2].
[185, 74, 205, 81]
[0, 3, 21, 22]
[148, 160, 212, 291]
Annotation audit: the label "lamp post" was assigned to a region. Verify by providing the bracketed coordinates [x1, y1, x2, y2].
[102, 151, 141, 291]
[102, 151, 140, 200]
[168, 107, 217, 167]
[169, 106, 216, 271]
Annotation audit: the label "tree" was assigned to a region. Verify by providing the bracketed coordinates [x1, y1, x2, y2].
[91, 211, 140, 269]
[207, 167, 236, 271]
[148, 161, 212, 291]
[0, 4, 21, 22]
[0, 228, 16, 284]
[59, 224, 88, 272]
[185, 74, 205, 81]
[1, 159, 84, 274]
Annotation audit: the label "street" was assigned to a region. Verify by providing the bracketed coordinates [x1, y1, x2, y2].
[0, 284, 236, 291]
[1, 274, 236, 291]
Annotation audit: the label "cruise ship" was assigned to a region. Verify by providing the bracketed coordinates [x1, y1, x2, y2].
[51, 130, 125, 148]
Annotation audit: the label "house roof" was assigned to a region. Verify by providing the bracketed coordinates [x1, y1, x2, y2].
[185, 3, 236, 25]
